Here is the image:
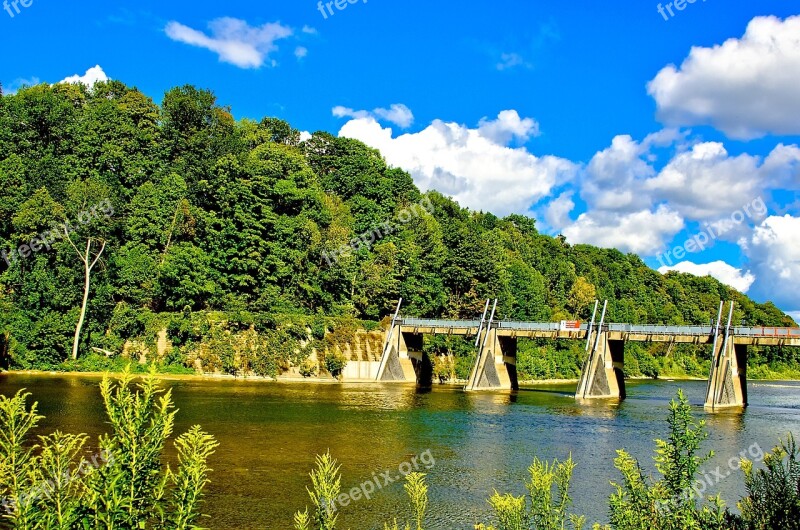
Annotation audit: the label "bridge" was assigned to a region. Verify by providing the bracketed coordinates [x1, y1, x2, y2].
[374, 299, 800, 411]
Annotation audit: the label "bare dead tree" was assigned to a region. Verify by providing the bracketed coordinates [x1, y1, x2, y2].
[65, 229, 106, 360]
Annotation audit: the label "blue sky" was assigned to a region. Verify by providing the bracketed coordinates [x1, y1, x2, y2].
[2, 0, 799, 317]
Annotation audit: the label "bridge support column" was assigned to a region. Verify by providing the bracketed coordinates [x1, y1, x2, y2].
[376, 323, 425, 384]
[705, 340, 747, 410]
[465, 328, 518, 391]
[576, 331, 625, 400]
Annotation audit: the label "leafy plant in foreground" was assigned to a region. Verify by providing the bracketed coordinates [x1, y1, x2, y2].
[475, 454, 585, 530]
[294, 452, 341, 530]
[0, 369, 218, 529]
[734, 433, 800, 530]
[605, 390, 728, 530]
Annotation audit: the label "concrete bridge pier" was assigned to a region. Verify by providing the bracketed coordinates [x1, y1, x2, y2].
[376, 323, 431, 385]
[576, 330, 625, 400]
[705, 338, 747, 410]
[465, 327, 519, 391]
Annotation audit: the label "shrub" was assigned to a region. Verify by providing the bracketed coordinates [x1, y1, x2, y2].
[432, 355, 455, 383]
[475, 455, 585, 530]
[323, 350, 348, 378]
[734, 434, 800, 530]
[294, 452, 341, 530]
[605, 390, 729, 530]
[0, 368, 218, 529]
[385, 473, 429, 530]
[299, 358, 319, 378]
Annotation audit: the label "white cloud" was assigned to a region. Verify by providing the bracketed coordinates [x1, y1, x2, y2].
[648, 15, 800, 139]
[478, 110, 540, 144]
[302, 25, 318, 35]
[337, 110, 578, 216]
[373, 104, 415, 129]
[333, 104, 414, 128]
[741, 215, 800, 311]
[59, 66, 109, 86]
[788, 312, 800, 323]
[295, 46, 308, 59]
[549, 131, 800, 254]
[299, 131, 312, 142]
[562, 206, 684, 255]
[659, 261, 756, 293]
[165, 18, 293, 69]
[497, 52, 530, 71]
[645, 142, 768, 220]
[543, 192, 575, 233]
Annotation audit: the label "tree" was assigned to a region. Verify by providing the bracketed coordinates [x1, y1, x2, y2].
[65, 233, 106, 360]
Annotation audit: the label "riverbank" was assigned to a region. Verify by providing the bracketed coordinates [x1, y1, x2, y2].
[3, 369, 793, 384]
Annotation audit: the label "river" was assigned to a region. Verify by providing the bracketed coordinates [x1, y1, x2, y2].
[1, 374, 798, 529]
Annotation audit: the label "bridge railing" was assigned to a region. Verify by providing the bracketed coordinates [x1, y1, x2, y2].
[400, 318, 483, 329]
[397, 319, 800, 339]
[497, 321, 583, 331]
[733, 326, 800, 338]
[607, 324, 713, 335]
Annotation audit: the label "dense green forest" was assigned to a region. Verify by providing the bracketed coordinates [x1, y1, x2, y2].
[0, 81, 797, 378]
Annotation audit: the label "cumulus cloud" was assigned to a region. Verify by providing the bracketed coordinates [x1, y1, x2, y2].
[742, 215, 800, 311]
[543, 192, 576, 233]
[336, 109, 578, 216]
[295, 46, 308, 59]
[59, 65, 109, 86]
[333, 104, 414, 128]
[553, 130, 799, 253]
[648, 15, 800, 139]
[165, 18, 293, 69]
[659, 261, 756, 293]
[562, 206, 684, 255]
[478, 110, 540, 144]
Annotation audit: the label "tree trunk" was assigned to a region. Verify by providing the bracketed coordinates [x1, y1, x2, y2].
[67, 236, 105, 361]
[72, 257, 91, 360]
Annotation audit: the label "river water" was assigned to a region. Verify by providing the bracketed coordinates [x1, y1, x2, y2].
[1, 374, 798, 529]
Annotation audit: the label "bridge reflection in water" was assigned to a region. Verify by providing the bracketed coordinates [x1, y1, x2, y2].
[375, 300, 800, 412]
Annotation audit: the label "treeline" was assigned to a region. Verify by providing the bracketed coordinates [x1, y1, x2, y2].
[0, 81, 796, 373]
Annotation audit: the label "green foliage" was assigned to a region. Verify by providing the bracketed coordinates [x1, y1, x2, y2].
[0, 390, 43, 528]
[385, 472, 429, 530]
[323, 350, 348, 379]
[735, 434, 800, 530]
[405, 472, 429, 530]
[0, 370, 218, 529]
[432, 355, 455, 383]
[424, 335, 475, 380]
[476, 455, 585, 530]
[294, 452, 341, 530]
[607, 390, 729, 530]
[299, 358, 319, 378]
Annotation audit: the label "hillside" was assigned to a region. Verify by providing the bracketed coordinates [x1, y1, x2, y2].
[0, 81, 796, 378]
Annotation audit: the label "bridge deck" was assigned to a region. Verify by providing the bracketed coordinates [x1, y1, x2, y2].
[398, 318, 800, 346]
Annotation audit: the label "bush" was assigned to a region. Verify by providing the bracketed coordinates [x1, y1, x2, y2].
[299, 358, 319, 378]
[323, 350, 348, 378]
[432, 355, 455, 383]
[475, 455, 585, 530]
[605, 390, 729, 530]
[735, 434, 800, 529]
[0, 368, 218, 529]
[294, 454, 429, 530]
